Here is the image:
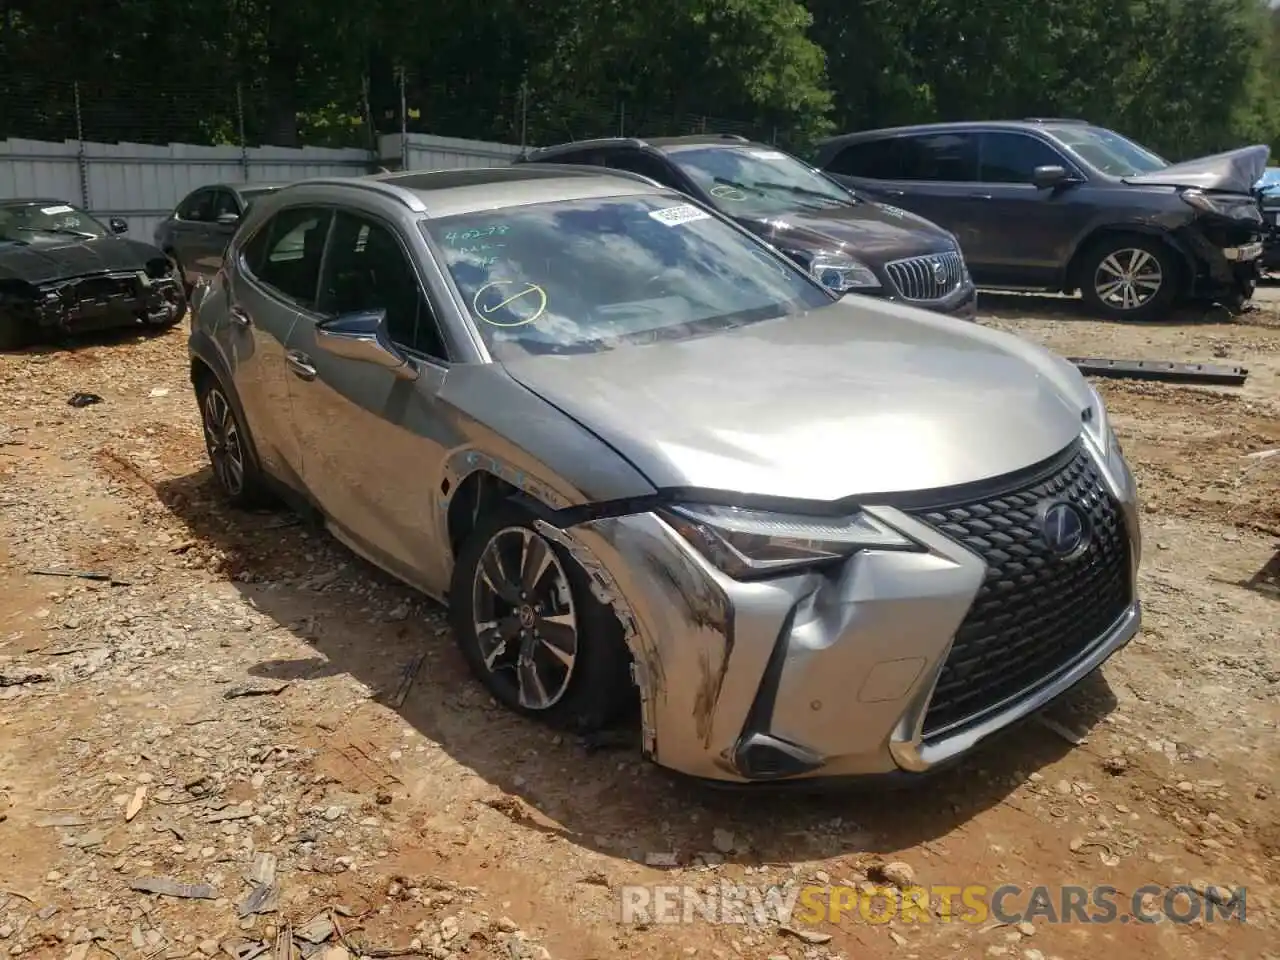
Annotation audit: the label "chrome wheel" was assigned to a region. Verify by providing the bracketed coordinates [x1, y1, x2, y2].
[202, 387, 245, 497]
[471, 526, 578, 710]
[1094, 247, 1163, 312]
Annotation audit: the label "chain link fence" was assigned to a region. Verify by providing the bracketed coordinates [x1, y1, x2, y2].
[0, 70, 783, 153]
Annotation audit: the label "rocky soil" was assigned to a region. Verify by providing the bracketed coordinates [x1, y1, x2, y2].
[1, 287, 1278, 960]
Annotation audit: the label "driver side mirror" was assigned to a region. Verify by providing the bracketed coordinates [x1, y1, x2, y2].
[1032, 165, 1073, 190]
[315, 308, 419, 381]
[108, 217, 128, 234]
[216, 212, 240, 226]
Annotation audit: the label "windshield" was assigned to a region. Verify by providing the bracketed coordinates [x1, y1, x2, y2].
[1048, 126, 1168, 177]
[667, 146, 857, 218]
[422, 194, 834, 360]
[0, 202, 108, 242]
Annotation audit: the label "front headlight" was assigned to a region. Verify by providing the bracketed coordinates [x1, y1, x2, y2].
[660, 503, 919, 579]
[1180, 188, 1228, 217]
[784, 248, 881, 292]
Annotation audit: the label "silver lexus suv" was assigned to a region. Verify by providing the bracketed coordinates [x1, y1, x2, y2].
[187, 165, 1142, 785]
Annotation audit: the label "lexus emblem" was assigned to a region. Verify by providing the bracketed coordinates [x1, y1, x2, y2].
[1039, 501, 1090, 558]
[930, 258, 945, 283]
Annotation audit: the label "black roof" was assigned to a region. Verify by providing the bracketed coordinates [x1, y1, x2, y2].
[815, 119, 1096, 149]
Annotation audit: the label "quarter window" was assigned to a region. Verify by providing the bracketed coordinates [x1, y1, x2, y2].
[176, 189, 214, 222]
[241, 206, 332, 308]
[979, 132, 1070, 184]
[825, 133, 979, 182]
[317, 211, 447, 360]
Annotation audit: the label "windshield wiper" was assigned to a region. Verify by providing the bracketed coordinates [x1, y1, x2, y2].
[752, 181, 855, 206]
[16, 226, 98, 239]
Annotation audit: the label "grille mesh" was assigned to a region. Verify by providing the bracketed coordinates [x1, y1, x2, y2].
[907, 442, 1132, 738]
[884, 250, 965, 302]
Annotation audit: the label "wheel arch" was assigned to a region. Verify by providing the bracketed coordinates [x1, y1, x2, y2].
[1064, 224, 1195, 295]
[190, 353, 266, 477]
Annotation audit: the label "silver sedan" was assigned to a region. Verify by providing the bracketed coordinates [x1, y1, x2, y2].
[187, 165, 1142, 784]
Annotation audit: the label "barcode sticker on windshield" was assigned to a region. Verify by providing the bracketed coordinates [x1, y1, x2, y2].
[747, 150, 787, 160]
[40, 204, 74, 215]
[648, 204, 710, 226]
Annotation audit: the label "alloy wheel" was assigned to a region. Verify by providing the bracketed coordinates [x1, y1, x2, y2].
[202, 387, 245, 497]
[471, 526, 578, 710]
[1094, 247, 1163, 312]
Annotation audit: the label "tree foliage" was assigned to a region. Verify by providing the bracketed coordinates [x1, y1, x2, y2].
[0, 0, 1275, 160]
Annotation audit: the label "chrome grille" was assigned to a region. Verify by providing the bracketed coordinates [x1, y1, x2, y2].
[885, 250, 965, 302]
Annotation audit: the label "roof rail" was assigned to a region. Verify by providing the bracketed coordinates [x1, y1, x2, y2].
[282, 175, 430, 212]
[508, 161, 667, 190]
[524, 137, 648, 158]
[1022, 117, 1089, 125]
[716, 133, 750, 142]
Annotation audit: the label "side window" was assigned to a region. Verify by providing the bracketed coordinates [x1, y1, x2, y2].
[606, 151, 680, 188]
[242, 206, 332, 308]
[979, 132, 1071, 184]
[176, 189, 214, 221]
[910, 133, 979, 182]
[317, 211, 447, 361]
[211, 190, 240, 220]
[825, 140, 900, 179]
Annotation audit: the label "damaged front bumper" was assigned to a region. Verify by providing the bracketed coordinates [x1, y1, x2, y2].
[1180, 215, 1264, 307]
[24, 270, 184, 336]
[541, 433, 1142, 784]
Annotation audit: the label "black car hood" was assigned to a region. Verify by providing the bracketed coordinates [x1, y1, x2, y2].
[1122, 144, 1270, 194]
[739, 200, 956, 267]
[0, 236, 166, 285]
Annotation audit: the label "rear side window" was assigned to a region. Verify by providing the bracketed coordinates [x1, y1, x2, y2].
[825, 133, 979, 182]
[177, 189, 214, 221]
[241, 206, 332, 308]
[825, 139, 901, 178]
[979, 132, 1070, 184]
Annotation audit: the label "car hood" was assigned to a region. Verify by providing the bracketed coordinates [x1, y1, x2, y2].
[0, 236, 165, 285]
[501, 300, 1090, 502]
[1121, 144, 1269, 194]
[742, 201, 955, 266]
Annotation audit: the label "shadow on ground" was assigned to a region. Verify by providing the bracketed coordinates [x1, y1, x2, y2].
[977, 290, 1242, 325]
[153, 466, 1121, 868]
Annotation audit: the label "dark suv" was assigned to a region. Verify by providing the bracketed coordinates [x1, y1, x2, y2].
[515, 135, 978, 319]
[814, 120, 1268, 321]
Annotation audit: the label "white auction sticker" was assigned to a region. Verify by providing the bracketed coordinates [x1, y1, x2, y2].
[40, 204, 74, 215]
[648, 204, 711, 226]
[747, 149, 788, 160]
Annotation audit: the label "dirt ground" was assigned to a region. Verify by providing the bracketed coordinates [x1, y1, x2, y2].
[1, 286, 1278, 960]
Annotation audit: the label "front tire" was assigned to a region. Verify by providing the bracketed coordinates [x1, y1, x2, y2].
[448, 503, 635, 732]
[196, 373, 269, 508]
[1078, 235, 1180, 322]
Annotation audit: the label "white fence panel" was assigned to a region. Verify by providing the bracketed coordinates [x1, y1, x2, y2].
[380, 133, 524, 171]
[2, 133, 535, 246]
[0, 138, 372, 244]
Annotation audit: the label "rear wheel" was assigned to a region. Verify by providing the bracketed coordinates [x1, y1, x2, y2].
[1078, 235, 1180, 322]
[448, 503, 635, 732]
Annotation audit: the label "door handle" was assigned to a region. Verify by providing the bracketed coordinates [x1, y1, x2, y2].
[968, 193, 993, 200]
[229, 306, 251, 328]
[286, 350, 317, 381]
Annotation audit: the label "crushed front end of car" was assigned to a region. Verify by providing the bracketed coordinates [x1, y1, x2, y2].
[544, 413, 1141, 786]
[0, 262, 184, 345]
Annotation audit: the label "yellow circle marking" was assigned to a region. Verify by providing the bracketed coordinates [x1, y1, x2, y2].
[471, 280, 547, 328]
[710, 184, 748, 202]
